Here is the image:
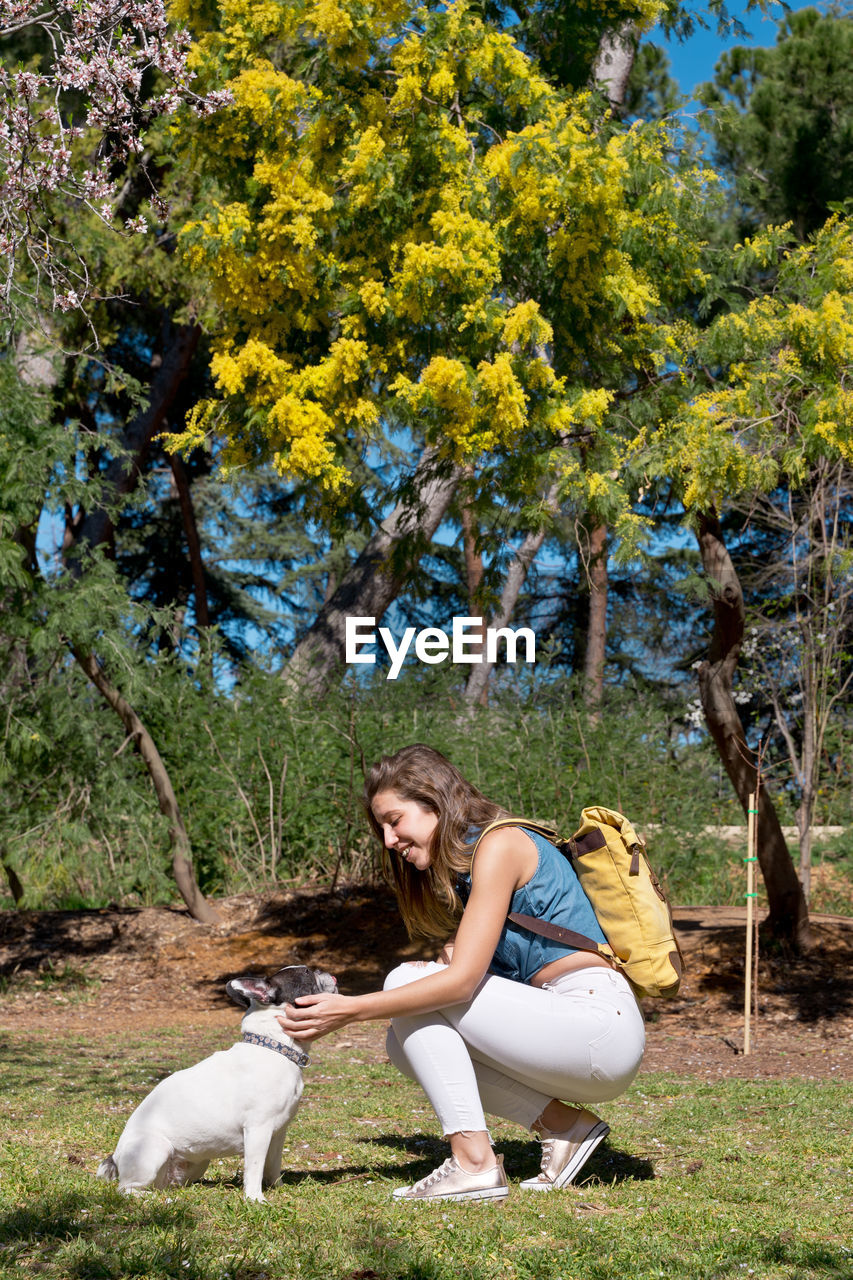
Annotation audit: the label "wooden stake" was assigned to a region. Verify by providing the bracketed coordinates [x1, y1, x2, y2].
[744, 792, 758, 1055]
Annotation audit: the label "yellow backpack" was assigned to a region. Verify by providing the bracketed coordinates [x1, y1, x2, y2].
[473, 807, 683, 999]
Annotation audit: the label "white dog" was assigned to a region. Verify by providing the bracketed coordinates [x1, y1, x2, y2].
[97, 964, 336, 1201]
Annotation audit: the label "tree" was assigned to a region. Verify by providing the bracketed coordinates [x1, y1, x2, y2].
[0, 1, 240, 916]
[694, 510, 809, 943]
[699, 6, 853, 239]
[670, 6, 853, 937]
[172, 1, 677, 487]
[168, 0, 713, 701]
[463, 473, 562, 707]
[455, 0, 752, 710]
[0, 337, 223, 921]
[624, 41, 683, 122]
[458, 15, 641, 711]
[736, 465, 853, 903]
[639, 217, 853, 945]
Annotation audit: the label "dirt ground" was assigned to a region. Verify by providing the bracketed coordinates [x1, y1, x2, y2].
[1, 887, 852, 1082]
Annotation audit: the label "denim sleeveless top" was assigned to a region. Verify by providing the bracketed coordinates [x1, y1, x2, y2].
[456, 825, 607, 984]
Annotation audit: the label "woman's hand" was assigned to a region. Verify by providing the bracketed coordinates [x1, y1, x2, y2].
[275, 992, 359, 1041]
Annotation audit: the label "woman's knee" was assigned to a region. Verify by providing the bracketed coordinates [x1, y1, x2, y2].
[383, 960, 444, 991]
[385, 1024, 416, 1080]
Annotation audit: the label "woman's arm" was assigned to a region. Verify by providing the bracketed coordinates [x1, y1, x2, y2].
[277, 827, 536, 1041]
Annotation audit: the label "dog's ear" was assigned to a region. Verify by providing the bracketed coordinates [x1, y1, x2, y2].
[313, 969, 338, 994]
[226, 976, 275, 1008]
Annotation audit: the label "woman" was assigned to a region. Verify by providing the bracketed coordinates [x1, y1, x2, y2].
[276, 744, 645, 1203]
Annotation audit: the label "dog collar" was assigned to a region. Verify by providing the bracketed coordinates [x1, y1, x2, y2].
[242, 1032, 310, 1069]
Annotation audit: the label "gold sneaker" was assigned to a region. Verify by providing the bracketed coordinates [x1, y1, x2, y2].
[393, 1154, 509, 1202]
[520, 1109, 609, 1191]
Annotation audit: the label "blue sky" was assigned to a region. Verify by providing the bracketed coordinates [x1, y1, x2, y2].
[654, 0, 821, 102]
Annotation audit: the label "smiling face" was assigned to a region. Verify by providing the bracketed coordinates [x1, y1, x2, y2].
[370, 788, 439, 871]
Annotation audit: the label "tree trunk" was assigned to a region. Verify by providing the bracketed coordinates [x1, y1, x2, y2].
[464, 478, 560, 706]
[62, 319, 216, 921]
[592, 22, 637, 108]
[460, 489, 487, 701]
[796, 795, 815, 905]
[73, 319, 201, 559]
[571, 31, 637, 712]
[582, 522, 608, 707]
[1, 848, 24, 906]
[70, 647, 220, 924]
[169, 450, 211, 630]
[797, 693, 816, 903]
[461, 494, 485, 622]
[696, 512, 810, 947]
[796, 614, 818, 904]
[464, 24, 636, 715]
[283, 450, 461, 696]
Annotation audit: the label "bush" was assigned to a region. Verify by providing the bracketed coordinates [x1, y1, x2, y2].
[1, 659, 757, 909]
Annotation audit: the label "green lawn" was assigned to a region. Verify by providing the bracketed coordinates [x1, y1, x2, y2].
[0, 1027, 850, 1280]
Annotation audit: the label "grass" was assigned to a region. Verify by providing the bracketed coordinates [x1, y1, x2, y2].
[0, 1027, 851, 1280]
[807, 836, 853, 916]
[654, 829, 853, 917]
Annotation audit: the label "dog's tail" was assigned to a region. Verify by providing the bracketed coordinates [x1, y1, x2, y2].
[97, 1155, 118, 1182]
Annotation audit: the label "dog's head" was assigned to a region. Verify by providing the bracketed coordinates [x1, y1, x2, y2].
[226, 964, 338, 1009]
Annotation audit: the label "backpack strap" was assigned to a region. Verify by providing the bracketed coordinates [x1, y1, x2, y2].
[473, 818, 608, 859]
[505, 912, 605, 953]
[471, 818, 610, 958]
[472, 817, 562, 852]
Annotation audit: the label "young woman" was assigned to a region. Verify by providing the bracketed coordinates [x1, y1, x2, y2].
[276, 744, 645, 1203]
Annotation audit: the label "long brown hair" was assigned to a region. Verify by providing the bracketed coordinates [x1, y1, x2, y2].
[364, 744, 508, 941]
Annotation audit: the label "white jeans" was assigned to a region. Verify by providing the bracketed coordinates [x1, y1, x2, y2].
[384, 961, 645, 1136]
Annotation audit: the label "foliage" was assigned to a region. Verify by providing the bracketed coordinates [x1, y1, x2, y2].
[109, 446, 329, 663]
[634, 217, 853, 513]
[711, 466, 853, 901]
[0, 649, 179, 910]
[168, 0, 714, 541]
[0, 358, 199, 906]
[699, 5, 853, 239]
[0, 0, 231, 330]
[1, 1026, 851, 1280]
[1, 341, 848, 920]
[2, 649, 808, 910]
[492, 0, 664, 93]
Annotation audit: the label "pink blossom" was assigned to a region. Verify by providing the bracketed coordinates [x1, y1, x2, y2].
[0, 0, 230, 326]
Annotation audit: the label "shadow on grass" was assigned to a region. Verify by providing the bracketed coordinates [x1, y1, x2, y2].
[0, 1185, 272, 1280]
[0, 1186, 183, 1247]
[754, 1236, 853, 1278]
[225, 1129, 655, 1191]
[353, 1131, 654, 1187]
[0, 1036, 169, 1103]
